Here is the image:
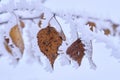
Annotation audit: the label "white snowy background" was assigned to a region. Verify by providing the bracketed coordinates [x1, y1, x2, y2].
[0, 0, 120, 80]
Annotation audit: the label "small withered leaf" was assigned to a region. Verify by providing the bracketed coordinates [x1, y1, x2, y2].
[4, 38, 9, 44]
[9, 25, 24, 54]
[38, 20, 42, 28]
[66, 38, 85, 66]
[20, 20, 25, 28]
[112, 23, 118, 31]
[103, 29, 111, 35]
[4, 38, 12, 54]
[86, 21, 96, 31]
[37, 26, 62, 68]
[38, 13, 46, 28]
[40, 13, 45, 19]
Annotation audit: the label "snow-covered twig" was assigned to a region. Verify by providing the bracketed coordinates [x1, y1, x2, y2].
[0, 15, 43, 25]
[55, 12, 120, 26]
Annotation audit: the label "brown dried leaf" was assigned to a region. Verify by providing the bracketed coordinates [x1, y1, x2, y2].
[20, 20, 25, 28]
[37, 26, 62, 67]
[86, 21, 96, 31]
[40, 13, 45, 19]
[66, 38, 85, 66]
[38, 13, 45, 28]
[112, 23, 118, 36]
[4, 38, 12, 54]
[38, 20, 42, 28]
[4, 37, 9, 43]
[103, 29, 111, 35]
[9, 25, 24, 54]
[112, 24, 118, 30]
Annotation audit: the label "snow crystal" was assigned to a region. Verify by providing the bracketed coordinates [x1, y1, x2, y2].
[58, 54, 70, 66]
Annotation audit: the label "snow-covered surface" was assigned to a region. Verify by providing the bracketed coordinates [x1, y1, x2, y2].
[0, 0, 120, 80]
[44, 0, 120, 23]
[0, 42, 120, 80]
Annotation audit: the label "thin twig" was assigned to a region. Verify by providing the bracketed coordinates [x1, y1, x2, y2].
[53, 14, 62, 30]
[0, 8, 32, 15]
[19, 16, 40, 20]
[48, 14, 55, 23]
[53, 14, 66, 41]
[0, 15, 41, 25]
[0, 21, 8, 25]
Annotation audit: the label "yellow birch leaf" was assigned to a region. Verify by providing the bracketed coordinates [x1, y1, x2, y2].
[9, 25, 24, 54]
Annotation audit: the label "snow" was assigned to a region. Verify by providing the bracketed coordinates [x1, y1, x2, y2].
[0, 0, 120, 80]
[44, 0, 120, 23]
[0, 42, 120, 80]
